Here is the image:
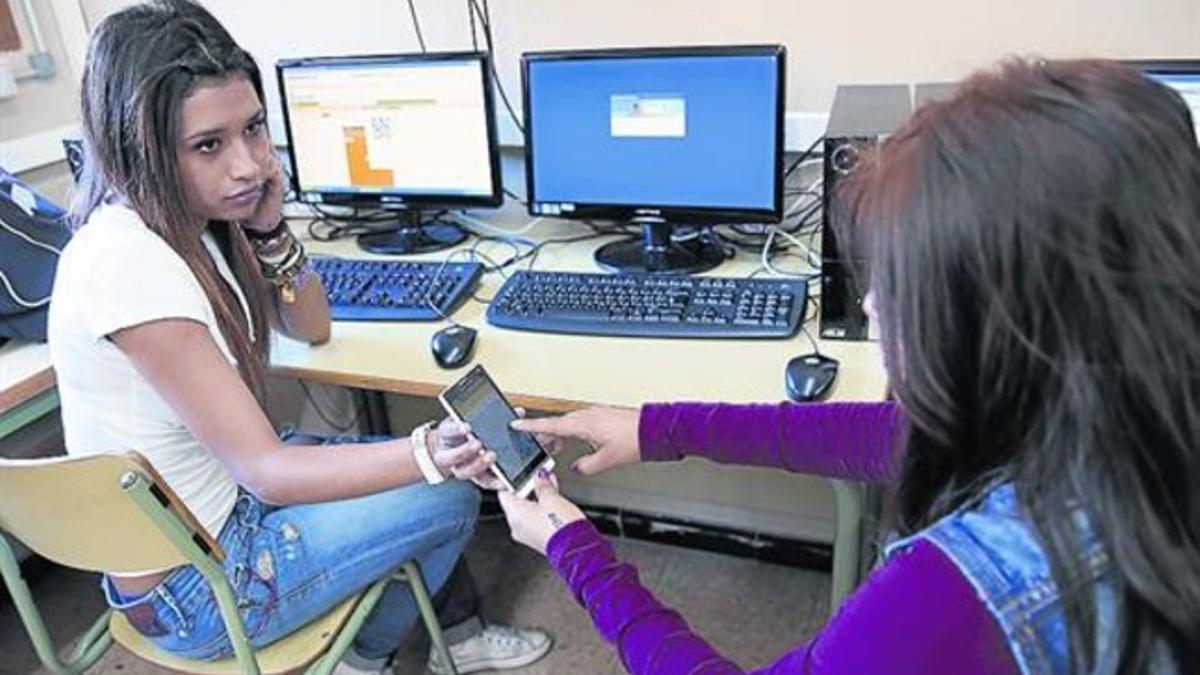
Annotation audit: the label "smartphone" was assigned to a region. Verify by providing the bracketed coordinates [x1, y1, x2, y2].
[439, 365, 554, 498]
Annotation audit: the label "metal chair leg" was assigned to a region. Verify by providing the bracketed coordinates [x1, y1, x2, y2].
[397, 560, 458, 675]
[0, 533, 111, 675]
[831, 479, 865, 611]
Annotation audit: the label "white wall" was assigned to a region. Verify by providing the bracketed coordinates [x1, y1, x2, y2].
[83, 0, 1200, 147]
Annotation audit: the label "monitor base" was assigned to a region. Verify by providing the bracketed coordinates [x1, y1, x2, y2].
[356, 221, 469, 256]
[594, 225, 727, 275]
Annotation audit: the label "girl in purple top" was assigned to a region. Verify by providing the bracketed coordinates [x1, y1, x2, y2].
[500, 60, 1200, 674]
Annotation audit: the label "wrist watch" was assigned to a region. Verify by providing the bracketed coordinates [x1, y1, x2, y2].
[410, 421, 446, 484]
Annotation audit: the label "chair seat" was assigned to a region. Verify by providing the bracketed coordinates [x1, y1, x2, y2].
[109, 593, 363, 675]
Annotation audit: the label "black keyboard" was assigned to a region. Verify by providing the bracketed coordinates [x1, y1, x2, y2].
[487, 271, 807, 338]
[311, 257, 482, 321]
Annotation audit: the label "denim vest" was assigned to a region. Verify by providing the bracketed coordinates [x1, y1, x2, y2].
[884, 483, 1177, 675]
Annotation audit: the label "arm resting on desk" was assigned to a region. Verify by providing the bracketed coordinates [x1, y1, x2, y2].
[548, 519, 1017, 675]
[638, 402, 904, 483]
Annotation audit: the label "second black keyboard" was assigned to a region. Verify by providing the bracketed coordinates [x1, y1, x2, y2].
[312, 257, 483, 321]
[487, 271, 808, 338]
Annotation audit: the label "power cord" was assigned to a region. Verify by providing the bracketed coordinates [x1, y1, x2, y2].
[785, 136, 824, 179]
[406, 0, 428, 52]
[301, 209, 455, 242]
[467, 0, 525, 137]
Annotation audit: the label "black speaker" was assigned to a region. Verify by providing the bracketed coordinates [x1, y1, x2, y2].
[62, 138, 85, 183]
[819, 85, 912, 341]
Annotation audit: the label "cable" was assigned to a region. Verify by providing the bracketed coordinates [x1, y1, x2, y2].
[468, 0, 525, 136]
[303, 209, 454, 242]
[785, 136, 824, 179]
[503, 187, 527, 206]
[467, 0, 479, 51]
[406, 0, 428, 53]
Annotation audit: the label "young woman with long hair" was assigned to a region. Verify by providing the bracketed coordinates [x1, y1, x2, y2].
[49, 1, 550, 672]
[501, 59, 1199, 674]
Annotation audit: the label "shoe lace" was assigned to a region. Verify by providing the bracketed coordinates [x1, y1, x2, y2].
[481, 625, 528, 647]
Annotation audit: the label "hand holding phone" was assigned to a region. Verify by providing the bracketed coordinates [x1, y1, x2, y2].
[427, 419, 497, 484]
[439, 365, 555, 498]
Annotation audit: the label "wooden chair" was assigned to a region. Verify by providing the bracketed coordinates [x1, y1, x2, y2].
[0, 452, 458, 675]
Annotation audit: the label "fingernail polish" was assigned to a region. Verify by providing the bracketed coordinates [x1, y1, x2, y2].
[537, 468, 551, 479]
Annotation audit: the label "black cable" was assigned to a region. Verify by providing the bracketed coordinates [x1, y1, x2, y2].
[406, 0, 428, 52]
[785, 135, 825, 179]
[468, 0, 525, 136]
[503, 187, 527, 206]
[304, 209, 454, 242]
[467, 0, 478, 51]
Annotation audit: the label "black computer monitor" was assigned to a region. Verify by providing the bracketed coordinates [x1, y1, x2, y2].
[1132, 60, 1200, 143]
[276, 52, 503, 255]
[522, 46, 786, 274]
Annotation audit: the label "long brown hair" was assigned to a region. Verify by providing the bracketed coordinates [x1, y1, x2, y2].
[838, 59, 1200, 672]
[71, 0, 270, 402]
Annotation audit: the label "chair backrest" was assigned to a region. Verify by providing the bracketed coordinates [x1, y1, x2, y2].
[0, 451, 222, 573]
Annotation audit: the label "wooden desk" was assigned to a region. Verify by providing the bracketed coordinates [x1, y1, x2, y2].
[271, 216, 888, 608]
[0, 341, 57, 441]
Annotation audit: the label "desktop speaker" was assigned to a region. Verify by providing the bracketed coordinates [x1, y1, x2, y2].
[62, 138, 84, 183]
[819, 85, 912, 341]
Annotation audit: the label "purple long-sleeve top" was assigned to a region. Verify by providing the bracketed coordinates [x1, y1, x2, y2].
[544, 402, 1019, 674]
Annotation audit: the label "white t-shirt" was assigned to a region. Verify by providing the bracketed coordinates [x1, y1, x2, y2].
[48, 202, 254, 543]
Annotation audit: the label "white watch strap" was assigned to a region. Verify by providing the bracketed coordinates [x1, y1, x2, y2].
[411, 422, 446, 485]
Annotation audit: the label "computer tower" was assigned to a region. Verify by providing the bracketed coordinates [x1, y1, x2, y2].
[914, 82, 958, 110]
[820, 85, 912, 341]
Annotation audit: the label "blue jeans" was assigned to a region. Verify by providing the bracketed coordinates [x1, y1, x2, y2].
[101, 433, 481, 664]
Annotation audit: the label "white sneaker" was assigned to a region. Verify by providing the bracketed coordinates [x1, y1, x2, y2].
[427, 624, 553, 674]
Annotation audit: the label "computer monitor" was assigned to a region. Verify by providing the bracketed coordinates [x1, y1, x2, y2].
[522, 46, 786, 274]
[276, 52, 502, 255]
[1132, 60, 1200, 143]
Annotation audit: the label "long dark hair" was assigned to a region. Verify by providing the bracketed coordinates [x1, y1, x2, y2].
[71, 0, 270, 402]
[839, 60, 1200, 672]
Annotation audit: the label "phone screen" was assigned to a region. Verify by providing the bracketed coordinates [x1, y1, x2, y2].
[441, 366, 548, 489]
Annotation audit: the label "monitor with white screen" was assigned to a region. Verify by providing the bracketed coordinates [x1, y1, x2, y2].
[277, 52, 501, 254]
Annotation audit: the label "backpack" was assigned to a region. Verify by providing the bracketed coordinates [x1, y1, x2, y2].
[0, 167, 73, 342]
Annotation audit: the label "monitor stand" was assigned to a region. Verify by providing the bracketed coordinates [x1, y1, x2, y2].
[356, 211, 469, 255]
[594, 221, 726, 275]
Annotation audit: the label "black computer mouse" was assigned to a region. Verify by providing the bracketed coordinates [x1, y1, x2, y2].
[430, 325, 477, 369]
[785, 353, 839, 402]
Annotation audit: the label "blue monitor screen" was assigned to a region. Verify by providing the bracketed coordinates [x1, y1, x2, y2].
[525, 51, 781, 216]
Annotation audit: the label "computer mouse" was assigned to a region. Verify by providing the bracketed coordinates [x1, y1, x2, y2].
[430, 325, 477, 369]
[785, 353, 839, 402]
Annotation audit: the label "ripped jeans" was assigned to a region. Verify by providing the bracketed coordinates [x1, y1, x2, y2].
[100, 436, 481, 663]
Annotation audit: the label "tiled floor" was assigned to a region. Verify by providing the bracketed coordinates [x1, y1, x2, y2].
[2, 520, 831, 675]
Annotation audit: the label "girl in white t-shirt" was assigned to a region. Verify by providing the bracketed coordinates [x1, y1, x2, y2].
[49, 1, 550, 672]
